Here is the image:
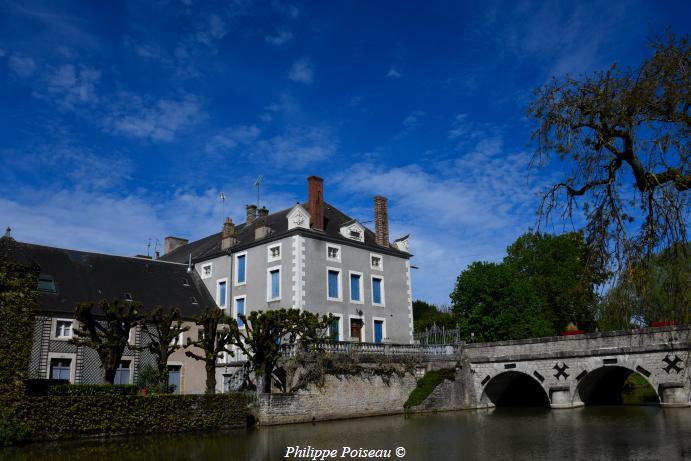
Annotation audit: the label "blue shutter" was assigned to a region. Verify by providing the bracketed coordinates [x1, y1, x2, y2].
[218, 281, 226, 307]
[328, 270, 339, 299]
[350, 274, 360, 301]
[237, 255, 246, 283]
[372, 278, 382, 304]
[236, 298, 245, 327]
[271, 269, 280, 299]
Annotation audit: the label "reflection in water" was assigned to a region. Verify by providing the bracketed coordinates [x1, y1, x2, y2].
[2, 407, 690, 461]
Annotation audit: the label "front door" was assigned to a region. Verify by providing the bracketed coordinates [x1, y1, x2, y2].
[350, 319, 363, 342]
[374, 320, 384, 344]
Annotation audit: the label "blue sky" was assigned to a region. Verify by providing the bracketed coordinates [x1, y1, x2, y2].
[1, 0, 688, 305]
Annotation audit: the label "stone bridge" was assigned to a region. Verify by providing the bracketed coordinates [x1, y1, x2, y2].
[464, 325, 691, 408]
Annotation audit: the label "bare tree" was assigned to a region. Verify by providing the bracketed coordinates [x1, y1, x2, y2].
[528, 35, 689, 273]
[141, 306, 189, 392]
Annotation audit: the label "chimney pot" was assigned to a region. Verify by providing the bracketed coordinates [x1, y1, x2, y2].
[164, 236, 189, 255]
[374, 196, 389, 247]
[246, 204, 257, 225]
[307, 176, 324, 231]
[258, 207, 269, 218]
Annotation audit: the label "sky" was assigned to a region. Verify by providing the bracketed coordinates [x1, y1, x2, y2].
[0, 0, 689, 306]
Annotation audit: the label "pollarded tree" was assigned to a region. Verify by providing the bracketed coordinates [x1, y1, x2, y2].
[141, 306, 189, 393]
[528, 35, 689, 272]
[70, 299, 145, 384]
[184, 307, 234, 394]
[228, 308, 332, 393]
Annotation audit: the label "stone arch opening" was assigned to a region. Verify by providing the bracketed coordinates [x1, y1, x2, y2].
[481, 371, 550, 407]
[575, 366, 659, 405]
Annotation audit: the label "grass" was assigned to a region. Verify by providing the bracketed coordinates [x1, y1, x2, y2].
[404, 368, 456, 410]
[622, 373, 659, 404]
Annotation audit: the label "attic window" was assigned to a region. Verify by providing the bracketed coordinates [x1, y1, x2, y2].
[349, 230, 361, 239]
[38, 276, 57, 293]
[123, 292, 133, 302]
[190, 297, 198, 305]
[181, 278, 190, 287]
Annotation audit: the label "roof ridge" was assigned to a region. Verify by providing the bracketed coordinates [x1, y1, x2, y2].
[16, 241, 187, 266]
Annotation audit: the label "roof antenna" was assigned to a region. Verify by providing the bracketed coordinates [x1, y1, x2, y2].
[219, 192, 227, 221]
[187, 253, 193, 273]
[153, 238, 160, 258]
[146, 238, 152, 257]
[4, 226, 11, 238]
[254, 175, 264, 208]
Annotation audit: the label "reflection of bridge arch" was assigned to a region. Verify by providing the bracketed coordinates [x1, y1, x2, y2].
[574, 365, 659, 406]
[480, 371, 550, 407]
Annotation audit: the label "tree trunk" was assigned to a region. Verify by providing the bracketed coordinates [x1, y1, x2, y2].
[263, 365, 273, 393]
[158, 358, 169, 393]
[205, 360, 216, 394]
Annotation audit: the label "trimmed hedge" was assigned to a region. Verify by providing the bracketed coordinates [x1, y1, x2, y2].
[404, 368, 456, 410]
[15, 393, 248, 441]
[47, 384, 139, 396]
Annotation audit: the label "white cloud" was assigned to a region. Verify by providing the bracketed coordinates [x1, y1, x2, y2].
[8, 54, 37, 78]
[42, 64, 101, 108]
[205, 125, 260, 155]
[402, 110, 425, 128]
[103, 93, 202, 142]
[386, 67, 401, 79]
[265, 29, 294, 46]
[287, 57, 315, 84]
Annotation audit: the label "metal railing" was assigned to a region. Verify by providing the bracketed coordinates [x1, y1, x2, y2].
[414, 323, 462, 345]
[279, 341, 460, 358]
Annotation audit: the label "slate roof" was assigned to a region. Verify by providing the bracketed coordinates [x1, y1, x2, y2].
[160, 202, 410, 263]
[1, 238, 215, 319]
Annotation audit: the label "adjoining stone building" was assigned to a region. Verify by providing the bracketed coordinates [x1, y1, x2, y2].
[2, 237, 214, 394]
[160, 176, 414, 350]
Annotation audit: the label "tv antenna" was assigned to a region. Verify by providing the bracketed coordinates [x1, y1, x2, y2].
[219, 192, 227, 219]
[146, 238, 152, 257]
[254, 175, 264, 208]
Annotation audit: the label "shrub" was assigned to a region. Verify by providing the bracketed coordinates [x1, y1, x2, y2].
[47, 384, 139, 396]
[404, 368, 456, 410]
[15, 393, 247, 441]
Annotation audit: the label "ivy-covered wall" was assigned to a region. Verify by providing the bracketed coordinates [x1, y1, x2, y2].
[15, 394, 248, 441]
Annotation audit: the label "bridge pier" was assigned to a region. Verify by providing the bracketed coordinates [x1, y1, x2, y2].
[549, 386, 583, 409]
[659, 383, 691, 408]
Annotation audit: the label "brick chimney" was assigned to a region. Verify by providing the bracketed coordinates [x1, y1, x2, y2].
[308, 176, 324, 231]
[258, 207, 269, 219]
[164, 236, 188, 255]
[221, 217, 237, 250]
[374, 196, 389, 247]
[246, 204, 257, 225]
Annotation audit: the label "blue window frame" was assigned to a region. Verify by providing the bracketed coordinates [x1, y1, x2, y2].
[269, 269, 280, 299]
[350, 273, 361, 302]
[235, 297, 245, 327]
[328, 270, 340, 299]
[218, 281, 227, 307]
[372, 277, 383, 305]
[236, 254, 246, 284]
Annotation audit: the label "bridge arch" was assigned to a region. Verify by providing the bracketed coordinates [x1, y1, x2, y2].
[480, 371, 550, 407]
[574, 365, 659, 406]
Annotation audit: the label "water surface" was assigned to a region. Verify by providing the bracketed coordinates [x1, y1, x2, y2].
[3, 407, 690, 461]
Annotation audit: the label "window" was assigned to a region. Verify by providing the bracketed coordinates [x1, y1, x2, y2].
[329, 316, 342, 341]
[190, 296, 198, 305]
[38, 275, 57, 293]
[128, 327, 136, 346]
[235, 253, 247, 285]
[114, 360, 132, 384]
[267, 267, 281, 301]
[234, 296, 246, 328]
[349, 230, 361, 239]
[55, 320, 73, 339]
[349, 271, 363, 303]
[371, 276, 385, 306]
[217, 279, 228, 308]
[327, 268, 342, 301]
[223, 373, 235, 393]
[49, 358, 71, 381]
[201, 263, 213, 279]
[170, 330, 184, 346]
[370, 254, 383, 271]
[326, 244, 341, 262]
[268, 243, 281, 262]
[181, 277, 190, 287]
[168, 365, 181, 394]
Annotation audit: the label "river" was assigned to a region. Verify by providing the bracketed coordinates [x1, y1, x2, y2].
[2, 406, 690, 461]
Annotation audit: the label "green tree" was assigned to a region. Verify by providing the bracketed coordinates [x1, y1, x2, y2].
[450, 261, 553, 342]
[228, 308, 332, 393]
[184, 307, 234, 394]
[412, 300, 455, 331]
[528, 35, 689, 272]
[504, 232, 605, 331]
[599, 243, 690, 329]
[70, 299, 145, 384]
[141, 306, 189, 393]
[0, 236, 39, 445]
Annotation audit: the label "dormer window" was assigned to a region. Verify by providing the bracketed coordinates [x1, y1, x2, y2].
[123, 292, 133, 302]
[349, 230, 361, 239]
[181, 278, 190, 287]
[339, 221, 365, 242]
[38, 275, 57, 293]
[190, 297, 198, 305]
